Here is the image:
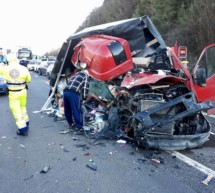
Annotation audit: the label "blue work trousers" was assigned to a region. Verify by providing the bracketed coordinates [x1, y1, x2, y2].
[63, 91, 83, 129]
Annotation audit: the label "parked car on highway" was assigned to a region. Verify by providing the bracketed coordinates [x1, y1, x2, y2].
[38, 60, 55, 76]
[32, 60, 43, 72]
[0, 75, 8, 95]
[27, 60, 41, 71]
[46, 63, 54, 79]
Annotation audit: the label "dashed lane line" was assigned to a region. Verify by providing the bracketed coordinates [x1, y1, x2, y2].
[167, 150, 215, 177]
[43, 81, 49, 85]
[33, 74, 49, 85]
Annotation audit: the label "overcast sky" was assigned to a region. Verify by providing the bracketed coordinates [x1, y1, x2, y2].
[0, 0, 104, 55]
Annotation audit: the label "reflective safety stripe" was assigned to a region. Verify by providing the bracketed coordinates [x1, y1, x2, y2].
[15, 117, 27, 129]
[7, 80, 26, 85]
[18, 123, 27, 129]
[8, 85, 26, 90]
[7, 80, 26, 90]
[7, 82, 26, 86]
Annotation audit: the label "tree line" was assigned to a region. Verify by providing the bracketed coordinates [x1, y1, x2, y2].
[49, 0, 215, 63]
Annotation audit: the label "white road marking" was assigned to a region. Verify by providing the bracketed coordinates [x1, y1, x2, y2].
[167, 150, 215, 177]
[209, 114, 215, 118]
[203, 112, 215, 118]
[43, 81, 49, 85]
[33, 72, 49, 85]
[33, 110, 41, 113]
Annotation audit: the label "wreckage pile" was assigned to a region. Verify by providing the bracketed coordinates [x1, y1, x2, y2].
[44, 15, 214, 151]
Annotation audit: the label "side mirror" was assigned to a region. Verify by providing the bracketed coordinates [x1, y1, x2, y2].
[193, 67, 206, 87]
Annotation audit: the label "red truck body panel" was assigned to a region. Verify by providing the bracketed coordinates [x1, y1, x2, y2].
[121, 73, 186, 89]
[194, 76, 215, 101]
[191, 44, 215, 103]
[72, 35, 134, 81]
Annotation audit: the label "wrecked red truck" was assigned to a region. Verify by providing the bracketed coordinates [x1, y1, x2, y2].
[44, 15, 215, 150]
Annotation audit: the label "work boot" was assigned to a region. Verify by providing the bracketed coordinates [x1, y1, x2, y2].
[69, 124, 76, 131]
[75, 128, 84, 135]
[17, 130, 28, 136]
[60, 124, 75, 134]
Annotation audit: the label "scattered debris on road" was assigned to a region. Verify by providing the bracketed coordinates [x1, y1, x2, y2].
[19, 144, 26, 148]
[24, 175, 34, 181]
[201, 175, 214, 186]
[86, 163, 97, 171]
[40, 166, 51, 174]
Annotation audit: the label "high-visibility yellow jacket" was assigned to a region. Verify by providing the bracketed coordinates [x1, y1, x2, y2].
[0, 61, 31, 91]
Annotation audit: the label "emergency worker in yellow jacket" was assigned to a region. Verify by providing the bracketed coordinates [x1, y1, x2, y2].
[0, 53, 31, 136]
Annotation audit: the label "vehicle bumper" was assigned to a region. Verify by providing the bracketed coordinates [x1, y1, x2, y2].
[0, 85, 8, 93]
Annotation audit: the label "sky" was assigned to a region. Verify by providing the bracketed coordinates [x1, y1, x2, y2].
[0, 0, 104, 55]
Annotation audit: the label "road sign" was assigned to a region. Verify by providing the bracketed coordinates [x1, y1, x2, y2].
[178, 46, 187, 58]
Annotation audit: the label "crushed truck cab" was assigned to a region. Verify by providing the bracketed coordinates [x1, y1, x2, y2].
[48, 15, 215, 150]
[72, 35, 134, 81]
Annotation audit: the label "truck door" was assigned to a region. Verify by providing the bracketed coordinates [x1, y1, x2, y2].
[192, 44, 215, 103]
